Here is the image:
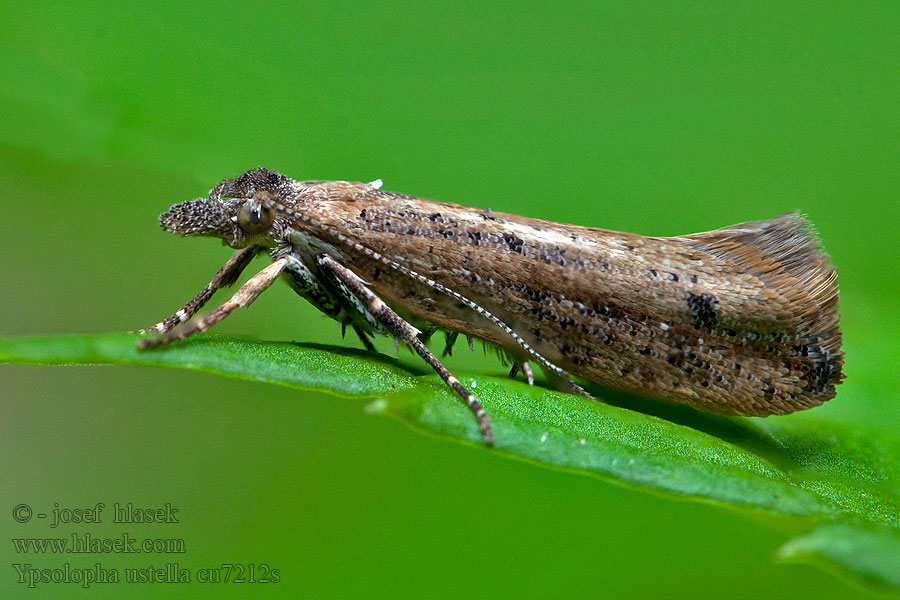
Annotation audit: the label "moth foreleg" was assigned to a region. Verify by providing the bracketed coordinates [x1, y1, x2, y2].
[137, 257, 287, 350]
[142, 246, 260, 334]
[317, 254, 493, 445]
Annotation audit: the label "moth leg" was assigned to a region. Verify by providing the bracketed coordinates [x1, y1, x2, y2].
[417, 326, 438, 346]
[521, 360, 534, 385]
[544, 367, 592, 398]
[352, 324, 377, 352]
[142, 246, 260, 334]
[317, 254, 493, 445]
[279, 248, 381, 352]
[509, 359, 534, 386]
[256, 197, 584, 394]
[137, 257, 287, 350]
[442, 331, 459, 357]
[341, 321, 376, 351]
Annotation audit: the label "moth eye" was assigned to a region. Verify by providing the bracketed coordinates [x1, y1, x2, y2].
[237, 201, 275, 234]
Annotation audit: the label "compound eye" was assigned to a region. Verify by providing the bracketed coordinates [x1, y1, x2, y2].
[237, 201, 275, 234]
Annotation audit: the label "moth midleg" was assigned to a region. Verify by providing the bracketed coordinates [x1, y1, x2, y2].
[257, 198, 579, 389]
[138, 257, 288, 350]
[350, 241, 581, 394]
[264, 197, 587, 397]
[357, 242, 584, 394]
[280, 249, 380, 352]
[142, 246, 260, 334]
[316, 254, 493, 444]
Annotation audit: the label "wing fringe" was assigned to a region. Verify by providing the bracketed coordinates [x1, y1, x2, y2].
[683, 211, 843, 387]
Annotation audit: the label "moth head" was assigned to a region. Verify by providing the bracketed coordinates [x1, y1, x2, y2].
[159, 167, 297, 247]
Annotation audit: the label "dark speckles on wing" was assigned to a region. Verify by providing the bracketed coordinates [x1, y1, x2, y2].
[687, 292, 719, 329]
[503, 234, 524, 253]
[353, 206, 583, 269]
[333, 200, 842, 417]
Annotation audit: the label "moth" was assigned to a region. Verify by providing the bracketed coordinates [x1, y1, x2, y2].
[139, 168, 844, 444]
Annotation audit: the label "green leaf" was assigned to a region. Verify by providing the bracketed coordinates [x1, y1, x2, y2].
[777, 523, 900, 594]
[0, 333, 418, 397]
[3, 333, 900, 592]
[375, 379, 900, 523]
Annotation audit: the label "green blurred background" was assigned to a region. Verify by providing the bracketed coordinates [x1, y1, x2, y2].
[2, 2, 898, 598]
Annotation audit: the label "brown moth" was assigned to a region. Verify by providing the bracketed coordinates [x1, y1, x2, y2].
[139, 167, 844, 444]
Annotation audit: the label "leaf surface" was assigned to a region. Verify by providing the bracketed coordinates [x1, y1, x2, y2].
[3, 333, 899, 591]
